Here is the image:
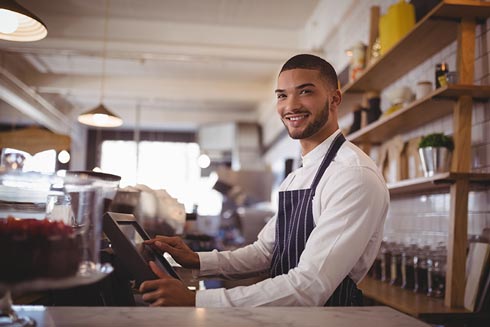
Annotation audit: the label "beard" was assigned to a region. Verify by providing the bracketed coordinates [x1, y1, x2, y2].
[283, 100, 329, 140]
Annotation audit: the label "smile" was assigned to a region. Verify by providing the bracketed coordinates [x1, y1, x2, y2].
[285, 114, 309, 121]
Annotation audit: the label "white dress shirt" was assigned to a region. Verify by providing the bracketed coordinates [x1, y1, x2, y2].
[195, 130, 389, 307]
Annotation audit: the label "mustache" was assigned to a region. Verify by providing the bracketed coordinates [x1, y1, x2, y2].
[282, 109, 310, 116]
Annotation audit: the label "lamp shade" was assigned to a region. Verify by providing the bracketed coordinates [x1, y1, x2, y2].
[0, 0, 47, 42]
[78, 104, 123, 128]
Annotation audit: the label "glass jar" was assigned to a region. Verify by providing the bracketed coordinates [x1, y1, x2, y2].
[401, 245, 417, 290]
[427, 251, 446, 298]
[413, 248, 429, 294]
[370, 248, 383, 280]
[381, 242, 392, 282]
[0, 169, 106, 279]
[390, 245, 403, 286]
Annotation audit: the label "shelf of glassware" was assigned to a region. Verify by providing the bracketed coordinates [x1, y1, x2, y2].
[358, 276, 481, 323]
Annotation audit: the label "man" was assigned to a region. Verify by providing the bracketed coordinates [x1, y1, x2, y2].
[140, 54, 389, 307]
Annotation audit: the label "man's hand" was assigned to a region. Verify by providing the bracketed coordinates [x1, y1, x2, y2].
[139, 261, 196, 307]
[144, 236, 200, 269]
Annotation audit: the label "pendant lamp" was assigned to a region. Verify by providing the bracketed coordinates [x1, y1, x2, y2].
[77, 0, 123, 128]
[0, 0, 47, 42]
[77, 104, 122, 128]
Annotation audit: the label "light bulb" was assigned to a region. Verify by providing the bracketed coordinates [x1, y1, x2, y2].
[0, 9, 19, 34]
[197, 154, 211, 169]
[93, 113, 110, 125]
[58, 150, 71, 164]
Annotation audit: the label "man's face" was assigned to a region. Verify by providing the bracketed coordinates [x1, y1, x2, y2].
[275, 69, 333, 140]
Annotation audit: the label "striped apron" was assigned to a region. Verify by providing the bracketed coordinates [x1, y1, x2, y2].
[270, 133, 363, 306]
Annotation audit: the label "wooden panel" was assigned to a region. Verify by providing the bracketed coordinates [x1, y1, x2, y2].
[358, 277, 470, 317]
[446, 179, 470, 307]
[436, 0, 490, 20]
[347, 85, 490, 144]
[457, 19, 476, 84]
[0, 126, 70, 154]
[452, 95, 473, 172]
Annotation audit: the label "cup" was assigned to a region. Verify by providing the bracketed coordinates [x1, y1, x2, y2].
[416, 81, 432, 99]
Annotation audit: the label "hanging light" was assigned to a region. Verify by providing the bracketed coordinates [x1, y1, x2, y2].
[0, 0, 47, 42]
[77, 104, 122, 128]
[77, 0, 122, 128]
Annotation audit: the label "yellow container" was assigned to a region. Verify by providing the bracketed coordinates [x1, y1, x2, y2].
[379, 0, 415, 55]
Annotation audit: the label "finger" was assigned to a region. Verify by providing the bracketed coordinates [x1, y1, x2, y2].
[149, 261, 171, 279]
[141, 289, 162, 303]
[149, 298, 166, 307]
[140, 279, 158, 292]
[152, 241, 174, 254]
[153, 236, 182, 246]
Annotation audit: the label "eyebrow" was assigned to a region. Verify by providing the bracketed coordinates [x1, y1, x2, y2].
[274, 83, 316, 93]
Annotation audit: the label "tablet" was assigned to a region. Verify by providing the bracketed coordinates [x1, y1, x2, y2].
[103, 212, 180, 286]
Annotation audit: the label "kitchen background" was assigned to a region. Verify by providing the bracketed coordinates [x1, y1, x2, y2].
[0, 0, 489, 245]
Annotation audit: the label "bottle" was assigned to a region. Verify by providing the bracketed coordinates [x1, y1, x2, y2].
[390, 245, 403, 286]
[413, 247, 429, 294]
[401, 244, 416, 290]
[427, 250, 446, 298]
[381, 242, 392, 282]
[435, 63, 448, 88]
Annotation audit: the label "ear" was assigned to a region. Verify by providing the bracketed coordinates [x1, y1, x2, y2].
[330, 89, 342, 111]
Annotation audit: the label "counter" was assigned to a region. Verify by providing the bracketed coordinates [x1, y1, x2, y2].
[14, 305, 429, 327]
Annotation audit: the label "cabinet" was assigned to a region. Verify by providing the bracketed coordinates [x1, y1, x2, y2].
[340, 0, 490, 314]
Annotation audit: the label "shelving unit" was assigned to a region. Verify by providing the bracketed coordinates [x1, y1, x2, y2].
[340, 0, 490, 117]
[358, 277, 490, 325]
[346, 85, 490, 144]
[341, 0, 490, 313]
[387, 172, 490, 196]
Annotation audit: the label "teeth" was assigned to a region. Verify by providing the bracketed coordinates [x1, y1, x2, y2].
[287, 115, 307, 121]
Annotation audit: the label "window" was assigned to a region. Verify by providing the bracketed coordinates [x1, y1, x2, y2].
[100, 140, 222, 215]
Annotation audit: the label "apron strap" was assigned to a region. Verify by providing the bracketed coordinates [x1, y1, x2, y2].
[324, 275, 363, 307]
[310, 133, 346, 192]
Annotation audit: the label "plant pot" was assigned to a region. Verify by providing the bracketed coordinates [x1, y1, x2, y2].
[418, 147, 452, 177]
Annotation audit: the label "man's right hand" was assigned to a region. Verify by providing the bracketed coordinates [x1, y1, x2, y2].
[144, 236, 200, 269]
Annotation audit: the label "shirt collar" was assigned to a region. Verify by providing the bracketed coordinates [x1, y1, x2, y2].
[301, 129, 342, 168]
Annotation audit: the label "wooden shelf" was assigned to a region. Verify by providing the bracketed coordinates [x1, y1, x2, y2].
[340, 0, 490, 118]
[359, 277, 470, 319]
[346, 85, 490, 144]
[388, 172, 490, 196]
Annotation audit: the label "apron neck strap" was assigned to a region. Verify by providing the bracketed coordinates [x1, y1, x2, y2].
[310, 133, 346, 191]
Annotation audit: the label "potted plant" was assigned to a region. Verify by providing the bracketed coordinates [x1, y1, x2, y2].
[418, 133, 454, 177]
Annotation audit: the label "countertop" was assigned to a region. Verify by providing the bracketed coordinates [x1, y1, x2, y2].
[13, 305, 430, 327]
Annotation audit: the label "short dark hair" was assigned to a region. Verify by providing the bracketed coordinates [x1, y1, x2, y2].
[280, 54, 339, 90]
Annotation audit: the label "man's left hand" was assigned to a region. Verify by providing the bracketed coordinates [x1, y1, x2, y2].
[139, 261, 196, 306]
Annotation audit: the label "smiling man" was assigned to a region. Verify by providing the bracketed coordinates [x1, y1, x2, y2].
[140, 54, 390, 307]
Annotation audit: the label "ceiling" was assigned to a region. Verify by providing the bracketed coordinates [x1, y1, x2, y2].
[0, 0, 350, 134]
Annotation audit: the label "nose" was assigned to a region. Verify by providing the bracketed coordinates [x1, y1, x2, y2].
[283, 94, 301, 112]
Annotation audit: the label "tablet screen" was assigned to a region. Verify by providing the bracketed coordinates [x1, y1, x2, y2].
[118, 223, 155, 263]
[118, 220, 180, 279]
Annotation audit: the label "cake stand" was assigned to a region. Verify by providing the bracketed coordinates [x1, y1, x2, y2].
[0, 263, 113, 326]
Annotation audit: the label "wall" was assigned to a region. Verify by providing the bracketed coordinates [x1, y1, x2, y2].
[262, 0, 490, 246]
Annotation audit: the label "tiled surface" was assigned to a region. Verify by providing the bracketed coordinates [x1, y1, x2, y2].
[332, 3, 490, 245]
